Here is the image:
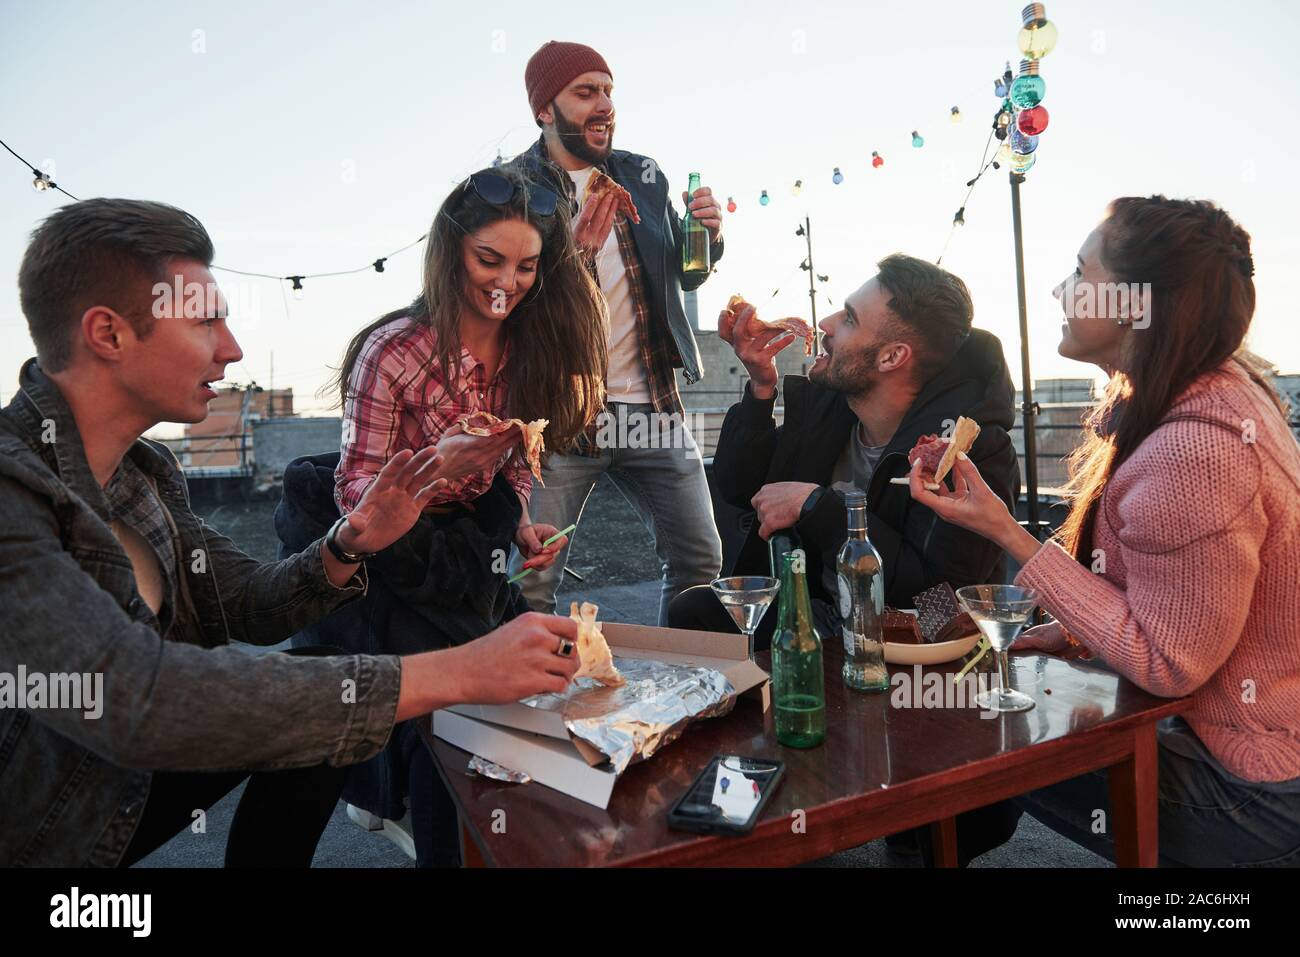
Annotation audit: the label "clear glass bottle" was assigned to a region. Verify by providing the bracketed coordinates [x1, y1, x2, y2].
[838, 491, 889, 691]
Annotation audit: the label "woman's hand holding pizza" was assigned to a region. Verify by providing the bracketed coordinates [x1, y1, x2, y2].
[907, 452, 1043, 567]
[432, 422, 520, 483]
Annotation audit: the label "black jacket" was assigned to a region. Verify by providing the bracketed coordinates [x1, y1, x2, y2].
[714, 329, 1020, 613]
[275, 453, 527, 818]
[517, 136, 723, 384]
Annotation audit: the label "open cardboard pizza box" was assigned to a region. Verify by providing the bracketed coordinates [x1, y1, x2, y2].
[433, 622, 770, 809]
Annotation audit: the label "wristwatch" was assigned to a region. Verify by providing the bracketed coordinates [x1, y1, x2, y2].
[325, 515, 377, 564]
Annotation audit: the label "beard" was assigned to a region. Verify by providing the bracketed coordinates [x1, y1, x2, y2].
[810, 341, 882, 399]
[551, 100, 613, 165]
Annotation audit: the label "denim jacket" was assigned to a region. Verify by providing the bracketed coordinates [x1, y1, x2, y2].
[0, 358, 402, 866]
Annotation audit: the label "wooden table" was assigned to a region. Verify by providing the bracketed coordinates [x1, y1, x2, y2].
[419, 643, 1185, 867]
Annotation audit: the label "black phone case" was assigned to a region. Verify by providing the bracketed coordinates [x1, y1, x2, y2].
[666, 755, 785, 835]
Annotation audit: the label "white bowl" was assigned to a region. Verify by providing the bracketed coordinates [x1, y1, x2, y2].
[884, 633, 981, 665]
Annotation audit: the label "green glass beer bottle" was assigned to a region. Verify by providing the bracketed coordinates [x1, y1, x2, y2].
[681, 172, 710, 278]
[772, 548, 827, 748]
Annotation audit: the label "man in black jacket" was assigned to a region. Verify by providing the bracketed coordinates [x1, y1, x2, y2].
[670, 253, 1020, 648]
[508, 41, 726, 624]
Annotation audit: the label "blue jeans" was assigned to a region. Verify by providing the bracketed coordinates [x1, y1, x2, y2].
[1015, 717, 1300, 867]
[512, 403, 723, 625]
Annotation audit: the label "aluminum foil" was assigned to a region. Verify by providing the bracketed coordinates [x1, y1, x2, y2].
[520, 656, 736, 775]
[467, 755, 533, 784]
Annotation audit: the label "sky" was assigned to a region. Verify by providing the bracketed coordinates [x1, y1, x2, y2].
[3, 0, 1299, 428]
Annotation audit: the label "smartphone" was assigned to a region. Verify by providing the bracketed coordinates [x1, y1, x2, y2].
[667, 754, 785, 835]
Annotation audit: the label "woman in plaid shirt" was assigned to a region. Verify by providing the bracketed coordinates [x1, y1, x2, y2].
[334, 161, 607, 575]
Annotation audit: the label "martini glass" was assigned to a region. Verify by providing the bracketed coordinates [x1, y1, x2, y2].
[710, 576, 780, 660]
[956, 584, 1039, 713]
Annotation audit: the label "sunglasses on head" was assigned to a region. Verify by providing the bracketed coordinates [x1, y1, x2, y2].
[463, 171, 560, 217]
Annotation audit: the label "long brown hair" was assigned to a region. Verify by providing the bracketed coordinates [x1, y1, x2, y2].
[334, 160, 607, 458]
[1058, 196, 1285, 559]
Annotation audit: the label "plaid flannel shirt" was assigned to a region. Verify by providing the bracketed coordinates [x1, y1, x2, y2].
[574, 212, 685, 456]
[104, 455, 178, 634]
[335, 316, 532, 513]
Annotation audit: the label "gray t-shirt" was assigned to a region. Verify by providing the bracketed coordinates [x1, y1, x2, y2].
[822, 423, 887, 601]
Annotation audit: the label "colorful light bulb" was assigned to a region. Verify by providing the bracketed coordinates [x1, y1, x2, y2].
[726, 196, 737, 213]
[832, 167, 843, 185]
[911, 130, 924, 148]
[792, 179, 802, 196]
[1010, 151, 1037, 174]
[995, 141, 1014, 166]
[759, 189, 770, 206]
[871, 151, 884, 168]
[950, 105, 962, 123]
[1009, 126, 1039, 155]
[32, 172, 51, 191]
[1009, 60, 1046, 109]
[1017, 3, 1059, 59]
[1017, 105, 1050, 135]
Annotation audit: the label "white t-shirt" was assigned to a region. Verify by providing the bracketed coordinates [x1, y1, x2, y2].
[567, 166, 651, 403]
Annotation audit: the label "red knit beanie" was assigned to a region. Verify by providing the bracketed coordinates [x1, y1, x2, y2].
[525, 41, 612, 125]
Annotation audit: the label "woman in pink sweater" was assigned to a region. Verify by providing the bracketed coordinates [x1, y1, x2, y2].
[912, 196, 1300, 867]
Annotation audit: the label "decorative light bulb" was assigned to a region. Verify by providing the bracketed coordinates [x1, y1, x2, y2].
[997, 109, 1012, 129]
[32, 172, 51, 191]
[995, 141, 1014, 166]
[373, 258, 386, 273]
[1017, 105, 1050, 135]
[832, 167, 843, 185]
[953, 207, 966, 226]
[1017, 3, 1059, 59]
[289, 276, 305, 300]
[1010, 151, 1037, 174]
[950, 105, 962, 123]
[1009, 60, 1046, 109]
[727, 196, 737, 213]
[1009, 126, 1039, 155]
[792, 179, 802, 196]
[911, 130, 924, 148]
[759, 189, 770, 206]
[871, 151, 884, 168]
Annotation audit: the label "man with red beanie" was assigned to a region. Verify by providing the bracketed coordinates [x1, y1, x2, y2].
[511, 41, 725, 624]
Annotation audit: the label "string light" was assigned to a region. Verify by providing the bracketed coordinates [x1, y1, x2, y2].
[32, 170, 52, 191]
[372, 258, 386, 273]
[288, 276, 305, 299]
[1009, 59, 1046, 109]
[791, 179, 802, 196]
[832, 167, 843, 185]
[1017, 105, 1050, 135]
[1017, 3, 1058, 59]
[950, 106, 962, 123]
[872, 151, 884, 168]
[727, 196, 737, 213]
[911, 130, 925, 148]
[759, 189, 770, 206]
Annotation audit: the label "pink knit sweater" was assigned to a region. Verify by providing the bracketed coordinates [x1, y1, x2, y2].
[1016, 358, 1300, 783]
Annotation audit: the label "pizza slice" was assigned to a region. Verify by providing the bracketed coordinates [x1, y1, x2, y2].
[456, 411, 549, 482]
[568, 601, 626, 687]
[582, 168, 640, 224]
[725, 294, 815, 356]
[890, 415, 981, 491]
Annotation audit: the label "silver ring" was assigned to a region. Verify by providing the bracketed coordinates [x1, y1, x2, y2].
[557, 638, 575, 658]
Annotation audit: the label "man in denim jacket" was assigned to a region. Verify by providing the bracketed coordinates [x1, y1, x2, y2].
[0, 198, 580, 867]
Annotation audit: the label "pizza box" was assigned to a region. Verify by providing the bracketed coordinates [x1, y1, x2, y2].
[432, 621, 770, 809]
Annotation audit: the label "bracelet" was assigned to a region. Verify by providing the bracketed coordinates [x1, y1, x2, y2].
[325, 515, 376, 564]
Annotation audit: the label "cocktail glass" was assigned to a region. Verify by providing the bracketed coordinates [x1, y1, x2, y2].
[956, 584, 1039, 713]
[710, 576, 780, 660]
